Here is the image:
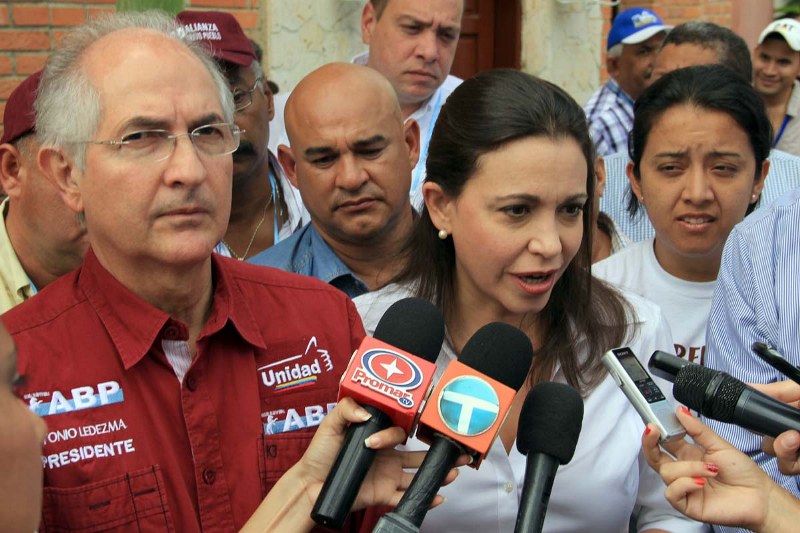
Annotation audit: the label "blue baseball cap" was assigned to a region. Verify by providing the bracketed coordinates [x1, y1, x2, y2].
[607, 8, 670, 50]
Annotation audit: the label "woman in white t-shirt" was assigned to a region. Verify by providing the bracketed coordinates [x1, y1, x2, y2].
[594, 65, 770, 366]
[356, 69, 704, 532]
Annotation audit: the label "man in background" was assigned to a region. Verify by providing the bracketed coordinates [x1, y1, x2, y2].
[753, 18, 800, 157]
[584, 7, 670, 156]
[253, 63, 417, 299]
[270, 0, 463, 208]
[0, 71, 88, 311]
[176, 10, 308, 261]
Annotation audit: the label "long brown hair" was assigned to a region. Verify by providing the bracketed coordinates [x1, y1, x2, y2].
[395, 69, 634, 395]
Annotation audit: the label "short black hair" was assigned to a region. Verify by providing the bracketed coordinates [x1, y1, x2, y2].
[660, 21, 752, 82]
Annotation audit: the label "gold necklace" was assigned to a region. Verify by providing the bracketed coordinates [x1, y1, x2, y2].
[222, 194, 273, 261]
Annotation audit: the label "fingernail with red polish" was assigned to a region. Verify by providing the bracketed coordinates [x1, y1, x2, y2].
[693, 477, 706, 486]
[705, 463, 719, 473]
[680, 406, 692, 416]
[644, 426, 652, 436]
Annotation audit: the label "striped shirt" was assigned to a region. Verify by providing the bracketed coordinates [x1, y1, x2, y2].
[600, 149, 800, 243]
[584, 78, 634, 157]
[704, 186, 800, 532]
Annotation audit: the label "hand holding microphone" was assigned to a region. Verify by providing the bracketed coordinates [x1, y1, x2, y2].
[311, 298, 444, 529]
[514, 382, 583, 533]
[648, 351, 800, 438]
[641, 406, 800, 533]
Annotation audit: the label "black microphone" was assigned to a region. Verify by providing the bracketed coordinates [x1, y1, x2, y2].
[648, 350, 690, 383]
[373, 322, 534, 532]
[514, 382, 583, 533]
[311, 298, 445, 529]
[671, 359, 800, 438]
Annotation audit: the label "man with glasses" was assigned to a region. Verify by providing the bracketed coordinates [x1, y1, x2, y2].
[177, 10, 308, 261]
[3, 12, 365, 531]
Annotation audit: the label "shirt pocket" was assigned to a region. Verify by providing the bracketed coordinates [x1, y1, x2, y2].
[41, 465, 175, 533]
[256, 430, 314, 497]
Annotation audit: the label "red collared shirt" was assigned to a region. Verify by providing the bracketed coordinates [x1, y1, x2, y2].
[4, 249, 365, 532]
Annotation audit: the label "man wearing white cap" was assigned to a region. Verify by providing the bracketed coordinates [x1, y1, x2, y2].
[584, 7, 670, 156]
[754, 18, 800, 157]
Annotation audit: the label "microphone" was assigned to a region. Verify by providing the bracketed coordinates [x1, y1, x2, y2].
[373, 322, 534, 532]
[514, 382, 583, 533]
[651, 351, 800, 438]
[311, 297, 444, 529]
[648, 350, 690, 383]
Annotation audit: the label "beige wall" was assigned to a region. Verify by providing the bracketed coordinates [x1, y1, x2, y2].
[263, 0, 364, 95]
[520, 0, 603, 104]
[263, 0, 605, 103]
[262, 0, 605, 103]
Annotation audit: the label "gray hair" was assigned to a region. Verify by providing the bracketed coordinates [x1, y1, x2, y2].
[250, 59, 264, 90]
[35, 10, 234, 170]
[607, 43, 623, 58]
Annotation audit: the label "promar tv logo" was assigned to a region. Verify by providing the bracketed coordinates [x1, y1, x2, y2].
[351, 349, 424, 408]
[438, 376, 500, 436]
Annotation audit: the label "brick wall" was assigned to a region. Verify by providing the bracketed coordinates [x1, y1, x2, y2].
[0, 0, 261, 139]
[598, 1, 736, 82]
[0, 2, 115, 135]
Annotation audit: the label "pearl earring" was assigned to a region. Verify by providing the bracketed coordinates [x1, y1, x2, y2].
[438, 229, 448, 240]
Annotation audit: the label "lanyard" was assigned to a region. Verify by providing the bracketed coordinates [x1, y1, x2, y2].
[268, 169, 281, 245]
[27, 277, 37, 296]
[774, 115, 792, 147]
[410, 89, 444, 195]
[214, 168, 282, 257]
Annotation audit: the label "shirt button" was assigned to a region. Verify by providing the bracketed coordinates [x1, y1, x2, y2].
[202, 468, 216, 485]
[186, 375, 197, 391]
[504, 482, 514, 493]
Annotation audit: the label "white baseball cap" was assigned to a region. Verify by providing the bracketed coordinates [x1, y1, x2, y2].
[758, 18, 800, 52]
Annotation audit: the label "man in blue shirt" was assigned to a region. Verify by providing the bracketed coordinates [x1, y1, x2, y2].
[704, 186, 800, 533]
[251, 63, 418, 298]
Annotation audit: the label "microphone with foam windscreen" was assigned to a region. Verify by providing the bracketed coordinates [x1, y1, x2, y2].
[514, 382, 583, 533]
[372, 322, 534, 532]
[648, 350, 690, 383]
[311, 298, 444, 529]
[649, 351, 800, 438]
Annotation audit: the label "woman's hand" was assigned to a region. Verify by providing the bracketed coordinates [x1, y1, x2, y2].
[641, 407, 798, 532]
[241, 397, 466, 533]
[294, 397, 463, 510]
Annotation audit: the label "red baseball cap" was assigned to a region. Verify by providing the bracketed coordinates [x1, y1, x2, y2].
[1, 70, 42, 145]
[176, 10, 256, 67]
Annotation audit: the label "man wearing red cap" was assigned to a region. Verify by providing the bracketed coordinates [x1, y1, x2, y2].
[176, 10, 308, 261]
[0, 71, 88, 312]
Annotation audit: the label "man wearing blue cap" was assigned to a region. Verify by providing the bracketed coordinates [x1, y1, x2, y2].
[584, 7, 670, 156]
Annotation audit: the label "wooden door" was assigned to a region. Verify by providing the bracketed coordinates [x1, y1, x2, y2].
[450, 0, 521, 80]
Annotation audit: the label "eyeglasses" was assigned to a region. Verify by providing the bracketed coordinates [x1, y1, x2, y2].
[232, 77, 263, 112]
[79, 123, 242, 163]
